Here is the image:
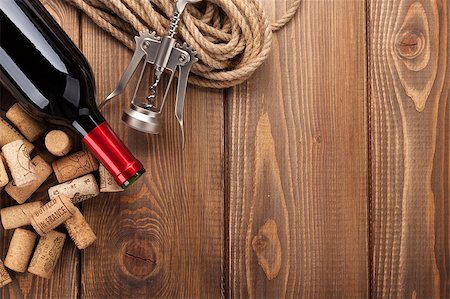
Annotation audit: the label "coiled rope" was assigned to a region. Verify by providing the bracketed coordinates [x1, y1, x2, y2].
[66, 0, 302, 88]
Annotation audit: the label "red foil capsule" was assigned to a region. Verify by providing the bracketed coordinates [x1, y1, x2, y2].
[82, 122, 145, 188]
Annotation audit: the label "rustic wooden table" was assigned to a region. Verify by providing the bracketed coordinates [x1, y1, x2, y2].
[1, 0, 449, 298]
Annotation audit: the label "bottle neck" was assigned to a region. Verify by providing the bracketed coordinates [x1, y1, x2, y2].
[72, 109, 105, 136]
[72, 116, 145, 188]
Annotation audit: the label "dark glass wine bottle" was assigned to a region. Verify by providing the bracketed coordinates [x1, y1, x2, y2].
[0, 0, 145, 188]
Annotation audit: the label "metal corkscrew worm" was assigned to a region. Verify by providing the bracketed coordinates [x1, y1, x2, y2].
[99, 0, 200, 146]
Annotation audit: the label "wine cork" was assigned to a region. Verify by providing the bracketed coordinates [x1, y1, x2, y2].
[6, 103, 46, 142]
[1, 201, 43, 230]
[4, 228, 37, 272]
[0, 117, 34, 151]
[2, 140, 37, 187]
[28, 231, 66, 279]
[64, 208, 96, 249]
[4, 155, 52, 204]
[1, 154, 7, 170]
[0, 260, 12, 289]
[48, 174, 99, 204]
[52, 150, 98, 183]
[0, 155, 9, 188]
[44, 130, 73, 156]
[30, 194, 77, 236]
[99, 164, 123, 192]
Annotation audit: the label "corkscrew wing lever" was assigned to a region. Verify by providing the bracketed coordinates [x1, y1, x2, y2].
[99, 0, 200, 147]
[175, 45, 198, 146]
[98, 33, 160, 110]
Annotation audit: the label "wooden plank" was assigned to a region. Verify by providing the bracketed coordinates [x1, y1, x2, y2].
[369, 0, 449, 297]
[0, 1, 80, 298]
[228, 0, 368, 297]
[79, 14, 225, 298]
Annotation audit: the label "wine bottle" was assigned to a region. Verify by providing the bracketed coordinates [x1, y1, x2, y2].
[0, 0, 145, 188]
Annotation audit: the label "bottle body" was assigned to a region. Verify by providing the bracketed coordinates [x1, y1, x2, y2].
[0, 0, 145, 188]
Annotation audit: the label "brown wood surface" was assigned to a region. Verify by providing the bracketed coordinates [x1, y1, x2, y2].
[228, 0, 369, 297]
[369, 0, 450, 297]
[0, 0, 449, 298]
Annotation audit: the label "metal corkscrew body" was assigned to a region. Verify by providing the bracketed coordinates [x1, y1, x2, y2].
[100, 0, 200, 146]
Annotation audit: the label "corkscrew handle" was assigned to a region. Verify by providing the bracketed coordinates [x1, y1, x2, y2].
[98, 33, 160, 110]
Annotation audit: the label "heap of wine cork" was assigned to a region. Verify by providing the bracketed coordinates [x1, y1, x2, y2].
[4, 229, 37, 272]
[48, 174, 99, 203]
[0, 156, 9, 189]
[28, 231, 66, 279]
[31, 194, 77, 236]
[0, 260, 12, 289]
[0, 102, 135, 286]
[64, 209, 97, 249]
[1, 201, 43, 229]
[99, 164, 123, 192]
[2, 140, 37, 187]
[0, 117, 34, 151]
[4, 155, 52, 204]
[6, 103, 46, 142]
[52, 150, 98, 183]
[45, 130, 72, 156]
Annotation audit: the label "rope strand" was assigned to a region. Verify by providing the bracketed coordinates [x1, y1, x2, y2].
[66, 0, 302, 88]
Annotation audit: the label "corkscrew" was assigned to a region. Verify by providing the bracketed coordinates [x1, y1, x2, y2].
[99, 0, 200, 145]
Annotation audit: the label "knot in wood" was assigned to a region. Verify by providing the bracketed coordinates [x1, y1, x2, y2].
[252, 235, 268, 252]
[121, 240, 158, 278]
[313, 135, 322, 144]
[252, 219, 282, 280]
[396, 31, 424, 59]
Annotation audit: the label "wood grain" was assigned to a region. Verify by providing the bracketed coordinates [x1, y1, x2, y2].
[0, 1, 80, 298]
[228, 0, 369, 297]
[1, 0, 449, 297]
[79, 13, 225, 299]
[369, 0, 450, 297]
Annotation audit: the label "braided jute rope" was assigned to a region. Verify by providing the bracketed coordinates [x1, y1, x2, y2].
[66, 0, 302, 88]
